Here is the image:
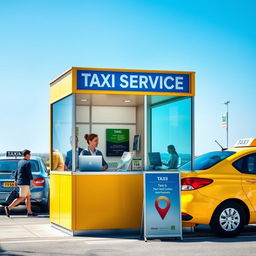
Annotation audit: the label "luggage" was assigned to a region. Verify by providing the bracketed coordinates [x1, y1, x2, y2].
[5, 189, 19, 205]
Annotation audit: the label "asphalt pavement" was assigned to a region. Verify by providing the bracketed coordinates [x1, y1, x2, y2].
[0, 206, 256, 256]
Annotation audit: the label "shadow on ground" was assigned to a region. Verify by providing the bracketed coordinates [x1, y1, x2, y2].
[0, 205, 49, 217]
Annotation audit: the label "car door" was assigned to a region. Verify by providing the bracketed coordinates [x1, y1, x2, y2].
[235, 153, 256, 211]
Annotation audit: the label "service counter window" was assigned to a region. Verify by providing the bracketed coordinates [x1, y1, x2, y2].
[51, 95, 73, 171]
[75, 94, 144, 172]
[147, 96, 193, 170]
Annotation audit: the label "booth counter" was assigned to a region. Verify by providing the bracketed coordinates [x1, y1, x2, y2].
[50, 67, 195, 235]
[50, 171, 143, 234]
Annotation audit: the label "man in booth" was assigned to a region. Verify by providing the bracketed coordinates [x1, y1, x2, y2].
[65, 136, 83, 170]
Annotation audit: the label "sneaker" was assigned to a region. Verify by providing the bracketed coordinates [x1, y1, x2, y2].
[4, 206, 10, 218]
[27, 212, 38, 217]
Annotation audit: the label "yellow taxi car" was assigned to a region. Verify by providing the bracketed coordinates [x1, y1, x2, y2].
[180, 138, 256, 237]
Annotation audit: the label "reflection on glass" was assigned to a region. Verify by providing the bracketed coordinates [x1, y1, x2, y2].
[179, 151, 235, 171]
[65, 136, 83, 170]
[52, 95, 73, 171]
[149, 97, 192, 169]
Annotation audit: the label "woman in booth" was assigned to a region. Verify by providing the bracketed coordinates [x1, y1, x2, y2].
[162, 144, 179, 169]
[80, 133, 108, 171]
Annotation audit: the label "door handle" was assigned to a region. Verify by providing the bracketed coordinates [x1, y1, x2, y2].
[246, 179, 256, 183]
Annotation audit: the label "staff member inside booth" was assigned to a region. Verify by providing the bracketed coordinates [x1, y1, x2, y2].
[162, 144, 179, 169]
[80, 133, 108, 171]
[65, 136, 83, 170]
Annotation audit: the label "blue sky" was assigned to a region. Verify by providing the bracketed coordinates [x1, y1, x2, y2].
[0, 0, 255, 154]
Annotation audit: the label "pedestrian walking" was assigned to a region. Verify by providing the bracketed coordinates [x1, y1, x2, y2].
[4, 149, 37, 217]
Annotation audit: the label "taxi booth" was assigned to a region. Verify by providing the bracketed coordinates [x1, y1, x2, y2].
[50, 67, 195, 235]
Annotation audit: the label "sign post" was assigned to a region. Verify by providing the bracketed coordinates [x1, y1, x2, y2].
[143, 171, 182, 241]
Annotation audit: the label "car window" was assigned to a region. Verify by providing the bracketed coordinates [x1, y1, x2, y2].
[232, 153, 256, 174]
[40, 159, 48, 174]
[179, 151, 236, 171]
[232, 158, 244, 172]
[0, 159, 40, 173]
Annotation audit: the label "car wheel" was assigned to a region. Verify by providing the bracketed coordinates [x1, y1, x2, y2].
[210, 201, 246, 237]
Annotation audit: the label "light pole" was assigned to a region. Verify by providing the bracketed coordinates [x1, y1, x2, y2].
[224, 101, 230, 148]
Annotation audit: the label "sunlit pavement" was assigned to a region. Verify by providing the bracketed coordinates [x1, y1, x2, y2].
[1, 206, 256, 256]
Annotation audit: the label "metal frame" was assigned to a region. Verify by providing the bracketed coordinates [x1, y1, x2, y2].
[144, 95, 148, 170]
[191, 96, 195, 170]
[72, 94, 76, 172]
[148, 96, 194, 169]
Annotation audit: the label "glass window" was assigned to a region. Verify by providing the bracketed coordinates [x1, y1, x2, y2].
[0, 159, 39, 173]
[149, 97, 192, 169]
[75, 94, 144, 171]
[52, 95, 73, 171]
[180, 151, 236, 171]
[233, 158, 244, 172]
[247, 155, 256, 174]
[233, 154, 256, 174]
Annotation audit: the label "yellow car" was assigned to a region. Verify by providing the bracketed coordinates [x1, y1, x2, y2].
[180, 138, 256, 237]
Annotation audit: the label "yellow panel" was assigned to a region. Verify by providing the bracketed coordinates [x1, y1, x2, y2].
[50, 71, 73, 104]
[74, 174, 143, 230]
[74, 89, 194, 97]
[50, 174, 60, 225]
[59, 174, 74, 230]
[72, 66, 194, 74]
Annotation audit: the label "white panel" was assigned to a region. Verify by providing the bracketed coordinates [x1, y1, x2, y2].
[76, 106, 90, 123]
[91, 124, 136, 167]
[76, 124, 90, 149]
[92, 106, 136, 123]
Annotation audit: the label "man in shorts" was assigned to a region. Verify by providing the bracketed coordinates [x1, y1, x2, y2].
[4, 149, 37, 217]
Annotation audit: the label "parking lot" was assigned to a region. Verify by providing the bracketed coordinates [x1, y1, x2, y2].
[1, 206, 256, 256]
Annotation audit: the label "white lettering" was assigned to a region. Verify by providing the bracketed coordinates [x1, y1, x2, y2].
[164, 76, 174, 89]
[81, 73, 91, 87]
[149, 76, 159, 89]
[111, 74, 115, 88]
[157, 177, 168, 181]
[139, 75, 148, 89]
[101, 74, 112, 88]
[159, 76, 163, 89]
[90, 74, 100, 87]
[130, 75, 138, 88]
[120, 74, 129, 88]
[175, 76, 184, 90]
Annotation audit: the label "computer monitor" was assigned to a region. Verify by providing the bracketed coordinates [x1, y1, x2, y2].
[79, 155, 102, 171]
[148, 152, 162, 168]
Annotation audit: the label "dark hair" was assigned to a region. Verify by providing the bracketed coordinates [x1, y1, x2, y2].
[168, 145, 178, 156]
[23, 149, 31, 157]
[84, 134, 98, 144]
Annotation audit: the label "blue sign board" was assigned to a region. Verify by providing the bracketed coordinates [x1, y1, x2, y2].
[77, 70, 190, 94]
[143, 171, 182, 240]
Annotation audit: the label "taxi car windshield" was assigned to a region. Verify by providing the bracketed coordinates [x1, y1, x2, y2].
[0, 159, 39, 173]
[179, 151, 236, 171]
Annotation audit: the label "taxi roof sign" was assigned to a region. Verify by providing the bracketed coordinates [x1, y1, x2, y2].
[6, 151, 23, 157]
[234, 138, 256, 148]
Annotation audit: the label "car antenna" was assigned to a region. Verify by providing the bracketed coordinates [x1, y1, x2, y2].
[214, 140, 227, 151]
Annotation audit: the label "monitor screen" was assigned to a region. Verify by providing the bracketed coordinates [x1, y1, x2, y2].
[148, 152, 162, 167]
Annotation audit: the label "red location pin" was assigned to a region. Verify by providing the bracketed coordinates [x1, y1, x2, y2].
[155, 196, 171, 220]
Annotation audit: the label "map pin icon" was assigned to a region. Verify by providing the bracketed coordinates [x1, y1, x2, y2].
[155, 196, 171, 220]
